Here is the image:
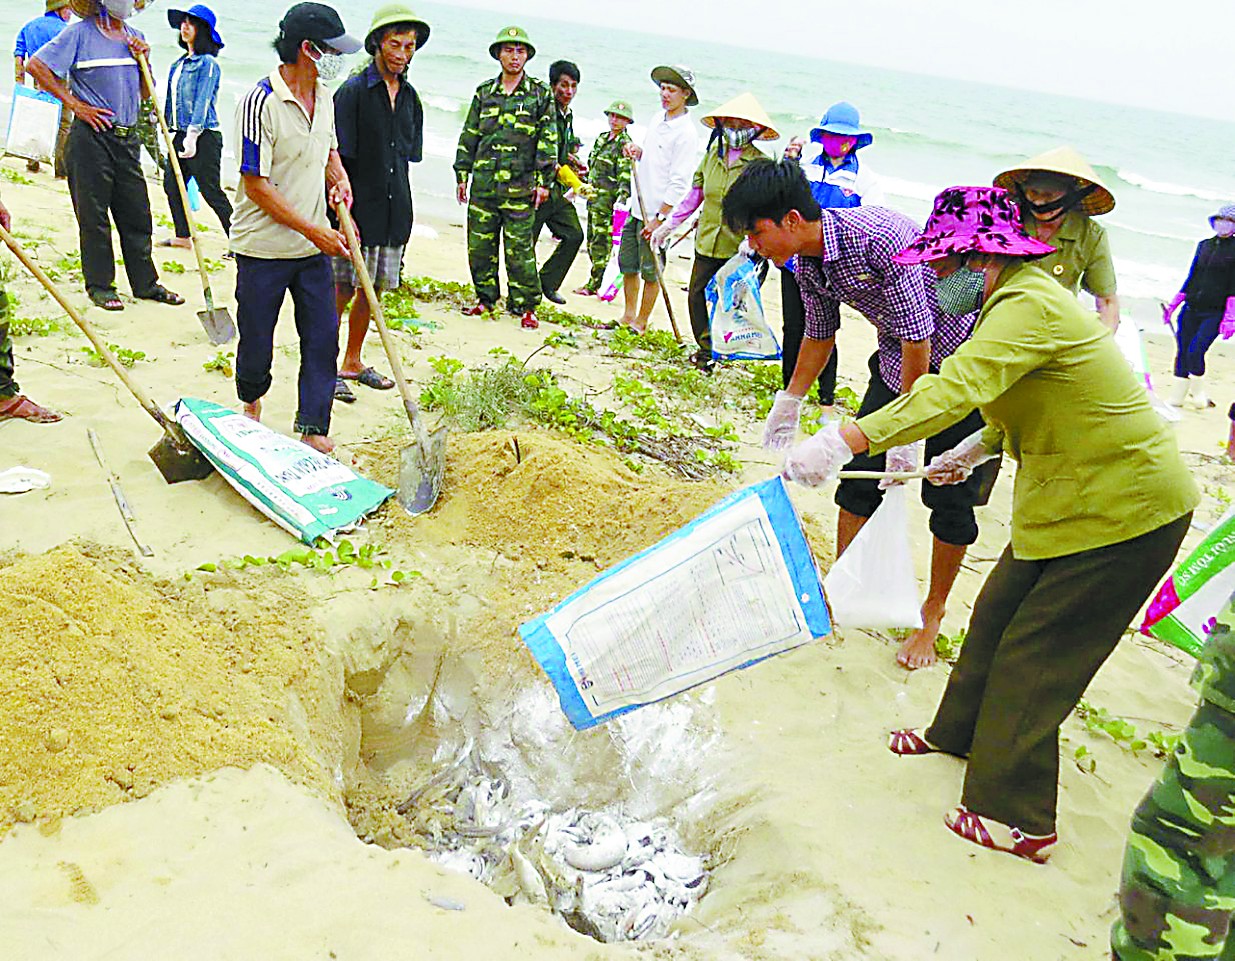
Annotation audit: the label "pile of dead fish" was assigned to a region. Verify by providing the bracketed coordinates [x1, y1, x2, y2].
[397, 741, 708, 942]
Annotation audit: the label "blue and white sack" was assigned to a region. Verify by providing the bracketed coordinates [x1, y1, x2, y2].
[175, 397, 394, 544]
[520, 477, 830, 729]
[706, 253, 780, 361]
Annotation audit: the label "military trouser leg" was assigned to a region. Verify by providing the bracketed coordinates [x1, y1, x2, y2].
[585, 196, 616, 290]
[502, 199, 540, 313]
[467, 200, 502, 307]
[1113, 700, 1235, 960]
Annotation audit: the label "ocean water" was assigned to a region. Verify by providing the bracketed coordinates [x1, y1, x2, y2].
[4, 0, 1235, 323]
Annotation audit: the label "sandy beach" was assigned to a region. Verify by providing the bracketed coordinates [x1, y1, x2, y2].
[2, 156, 1233, 961]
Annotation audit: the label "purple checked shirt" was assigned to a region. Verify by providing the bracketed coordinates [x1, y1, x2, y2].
[794, 207, 976, 391]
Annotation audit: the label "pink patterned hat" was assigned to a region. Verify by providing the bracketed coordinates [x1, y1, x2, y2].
[893, 186, 1056, 265]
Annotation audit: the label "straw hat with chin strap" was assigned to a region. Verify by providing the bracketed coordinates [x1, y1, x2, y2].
[701, 92, 780, 141]
[69, 0, 151, 18]
[994, 145, 1116, 216]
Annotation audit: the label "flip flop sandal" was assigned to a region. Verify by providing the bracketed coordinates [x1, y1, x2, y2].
[88, 290, 124, 311]
[333, 377, 356, 403]
[944, 806, 1057, 863]
[887, 728, 940, 756]
[138, 286, 185, 306]
[0, 394, 64, 423]
[341, 366, 394, 390]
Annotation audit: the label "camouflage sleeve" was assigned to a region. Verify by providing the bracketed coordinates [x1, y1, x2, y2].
[615, 141, 632, 204]
[454, 89, 482, 182]
[534, 87, 558, 191]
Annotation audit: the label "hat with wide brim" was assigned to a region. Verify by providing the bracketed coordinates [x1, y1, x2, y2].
[701, 92, 779, 140]
[365, 4, 429, 53]
[651, 65, 698, 107]
[489, 25, 534, 60]
[993, 146, 1115, 216]
[809, 101, 872, 150]
[1209, 203, 1235, 228]
[46, 0, 71, 12]
[168, 5, 225, 49]
[892, 186, 1056, 265]
[604, 99, 634, 122]
[71, 0, 153, 17]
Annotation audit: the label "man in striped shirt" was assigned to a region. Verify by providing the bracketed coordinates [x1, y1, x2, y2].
[228, 2, 357, 455]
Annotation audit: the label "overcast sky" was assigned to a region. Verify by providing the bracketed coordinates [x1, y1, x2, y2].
[452, 0, 1233, 122]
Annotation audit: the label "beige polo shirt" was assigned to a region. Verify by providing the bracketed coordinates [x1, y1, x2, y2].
[230, 68, 336, 260]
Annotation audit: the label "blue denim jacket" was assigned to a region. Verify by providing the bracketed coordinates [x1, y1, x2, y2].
[164, 53, 221, 131]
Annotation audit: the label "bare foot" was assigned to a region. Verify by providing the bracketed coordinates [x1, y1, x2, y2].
[897, 610, 943, 670]
[242, 399, 262, 421]
[300, 433, 335, 455]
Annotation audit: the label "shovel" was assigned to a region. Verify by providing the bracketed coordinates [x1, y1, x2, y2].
[631, 168, 684, 344]
[135, 51, 235, 345]
[0, 223, 214, 483]
[335, 203, 446, 515]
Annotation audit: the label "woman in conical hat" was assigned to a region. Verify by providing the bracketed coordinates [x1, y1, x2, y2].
[649, 92, 778, 370]
[994, 145, 1120, 331]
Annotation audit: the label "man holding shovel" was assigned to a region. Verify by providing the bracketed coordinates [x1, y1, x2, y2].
[229, 2, 358, 455]
[330, 4, 427, 405]
[724, 159, 995, 671]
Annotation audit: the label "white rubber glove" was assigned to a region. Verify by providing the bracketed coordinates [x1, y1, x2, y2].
[762, 390, 802, 450]
[924, 430, 998, 486]
[178, 125, 201, 159]
[879, 442, 919, 490]
[781, 422, 854, 488]
[649, 221, 672, 249]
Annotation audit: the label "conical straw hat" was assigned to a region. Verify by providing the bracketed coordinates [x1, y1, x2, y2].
[701, 92, 779, 141]
[993, 145, 1115, 215]
[69, 0, 100, 17]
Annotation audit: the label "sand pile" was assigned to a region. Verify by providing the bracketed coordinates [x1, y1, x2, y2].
[0, 546, 347, 833]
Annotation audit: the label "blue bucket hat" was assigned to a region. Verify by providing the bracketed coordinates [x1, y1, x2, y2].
[809, 101, 872, 149]
[168, 5, 225, 49]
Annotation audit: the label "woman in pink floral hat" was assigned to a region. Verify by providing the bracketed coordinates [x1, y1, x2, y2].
[776, 185, 1199, 863]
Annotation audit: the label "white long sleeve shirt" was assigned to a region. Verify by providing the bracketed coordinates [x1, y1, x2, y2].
[631, 109, 698, 220]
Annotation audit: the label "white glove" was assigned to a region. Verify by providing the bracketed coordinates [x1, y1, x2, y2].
[649, 221, 672, 249]
[781, 422, 854, 488]
[924, 430, 998, 486]
[762, 390, 802, 450]
[879, 442, 919, 490]
[738, 237, 755, 259]
[178, 125, 201, 159]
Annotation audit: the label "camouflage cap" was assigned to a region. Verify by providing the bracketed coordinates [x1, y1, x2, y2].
[650, 64, 698, 107]
[604, 99, 634, 122]
[489, 25, 535, 60]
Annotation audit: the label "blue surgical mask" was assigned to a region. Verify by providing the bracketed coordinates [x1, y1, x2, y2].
[935, 266, 985, 316]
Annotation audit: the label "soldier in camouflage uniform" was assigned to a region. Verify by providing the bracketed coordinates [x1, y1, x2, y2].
[532, 59, 584, 304]
[454, 25, 557, 329]
[574, 99, 633, 296]
[1113, 588, 1235, 960]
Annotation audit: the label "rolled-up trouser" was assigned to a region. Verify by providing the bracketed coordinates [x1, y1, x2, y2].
[926, 512, 1191, 835]
[234, 253, 337, 437]
[780, 266, 838, 405]
[1175, 304, 1223, 377]
[687, 253, 728, 352]
[836, 352, 998, 546]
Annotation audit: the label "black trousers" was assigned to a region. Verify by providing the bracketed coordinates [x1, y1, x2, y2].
[1174, 304, 1223, 377]
[534, 191, 583, 295]
[164, 129, 232, 239]
[781, 267, 838, 405]
[687, 253, 729, 351]
[65, 120, 159, 298]
[926, 513, 1191, 835]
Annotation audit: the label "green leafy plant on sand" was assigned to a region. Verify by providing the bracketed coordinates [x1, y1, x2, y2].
[8, 314, 64, 337]
[162, 260, 187, 275]
[0, 167, 34, 186]
[202, 350, 234, 377]
[1072, 699, 1181, 769]
[81, 343, 147, 368]
[192, 540, 420, 588]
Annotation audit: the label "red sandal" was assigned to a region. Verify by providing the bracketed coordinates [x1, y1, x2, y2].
[887, 728, 939, 756]
[944, 806, 1057, 863]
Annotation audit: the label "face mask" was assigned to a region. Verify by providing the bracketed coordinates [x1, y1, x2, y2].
[1017, 183, 1095, 221]
[935, 265, 986, 316]
[819, 133, 857, 160]
[308, 43, 345, 81]
[1215, 219, 1235, 238]
[102, 0, 140, 18]
[721, 127, 758, 149]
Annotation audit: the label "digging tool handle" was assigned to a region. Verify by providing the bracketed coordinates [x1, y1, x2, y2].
[836, 469, 929, 481]
[88, 427, 154, 556]
[0, 223, 176, 433]
[134, 51, 217, 312]
[632, 168, 684, 344]
[335, 203, 431, 450]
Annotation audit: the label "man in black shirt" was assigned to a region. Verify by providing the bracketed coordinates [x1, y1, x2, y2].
[331, 5, 427, 399]
[533, 59, 585, 305]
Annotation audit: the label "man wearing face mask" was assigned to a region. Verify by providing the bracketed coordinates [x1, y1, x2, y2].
[725, 159, 998, 672]
[533, 59, 586, 306]
[27, 0, 183, 312]
[229, 2, 358, 455]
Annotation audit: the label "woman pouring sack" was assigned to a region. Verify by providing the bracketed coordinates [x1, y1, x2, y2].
[776, 186, 1197, 862]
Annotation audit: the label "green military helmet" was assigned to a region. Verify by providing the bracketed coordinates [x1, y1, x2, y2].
[489, 25, 535, 61]
[365, 4, 430, 54]
[604, 100, 634, 122]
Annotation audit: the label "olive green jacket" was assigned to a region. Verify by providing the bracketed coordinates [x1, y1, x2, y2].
[1026, 210, 1117, 298]
[454, 73, 557, 201]
[691, 143, 766, 259]
[858, 262, 1197, 560]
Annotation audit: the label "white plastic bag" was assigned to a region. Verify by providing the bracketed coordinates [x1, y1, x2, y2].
[706, 254, 780, 361]
[0, 466, 51, 494]
[822, 485, 923, 629]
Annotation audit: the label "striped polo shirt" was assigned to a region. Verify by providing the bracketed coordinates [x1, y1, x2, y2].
[32, 17, 144, 128]
[230, 68, 337, 260]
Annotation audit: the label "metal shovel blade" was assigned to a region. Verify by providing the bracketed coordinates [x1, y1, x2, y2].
[148, 432, 215, 484]
[198, 306, 236, 345]
[397, 424, 447, 516]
